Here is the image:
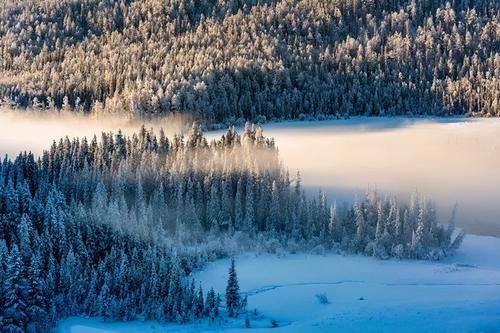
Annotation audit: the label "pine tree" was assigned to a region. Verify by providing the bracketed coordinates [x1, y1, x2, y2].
[412, 204, 429, 258]
[328, 202, 337, 237]
[268, 181, 280, 232]
[208, 183, 221, 233]
[226, 259, 241, 318]
[97, 279, 111, 322]
[195, 285, 204, 319]
[243, 175, 255, 234]
[205, 287, 216, 320]
[26, 252, 48, 332]
[17, 214, 33, 261]
[373, 201, 387, 258]
[234, 178, 244, 231]
[353, 198, 367, 252]
[214, 294, 221, 318]
[375, 201, 384, 243]
[220, 179, 233, 232]
[2, 245, 28, 333]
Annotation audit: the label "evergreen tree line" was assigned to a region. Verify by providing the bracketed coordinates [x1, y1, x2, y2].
[0, 124, 463, 331]
[0, 0, 498, 123]
[0, 178, 230, 332]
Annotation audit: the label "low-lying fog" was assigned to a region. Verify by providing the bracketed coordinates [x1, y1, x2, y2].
[260, 118, 500, 236]
[0, 110, 499, 236]
[0, 109, 190, 157]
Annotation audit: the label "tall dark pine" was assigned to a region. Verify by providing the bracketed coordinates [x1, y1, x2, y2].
[2, 245, 28, 333]
[195, 285, 204, 319]
[205, 288, 216, 319]
[225, 259, 241, 318]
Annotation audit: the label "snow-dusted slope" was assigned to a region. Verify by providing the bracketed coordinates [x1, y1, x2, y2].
[58, 234, 500, 333]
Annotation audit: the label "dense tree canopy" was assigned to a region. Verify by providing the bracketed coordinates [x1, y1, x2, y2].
[0, 0, 498, 123]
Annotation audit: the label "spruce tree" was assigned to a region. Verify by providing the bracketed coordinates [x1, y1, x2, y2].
[205, 288, 216, 320]
[329, 201, 341, 243]
[195, 285, 204, 319]
[243, 175, 255, 234]
[226, 259, 241, 318]
[2, 245, 28, 333]
[353, 198, 367, 252]
[26, 252, 47, 332]
[214, 294, 221, 318]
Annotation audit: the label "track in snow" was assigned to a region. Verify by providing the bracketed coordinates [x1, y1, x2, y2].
[244, 280, 500, 296]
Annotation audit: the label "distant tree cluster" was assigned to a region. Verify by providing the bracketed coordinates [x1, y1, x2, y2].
[0, 0, 498, 122]
[0, 124, 462, 331]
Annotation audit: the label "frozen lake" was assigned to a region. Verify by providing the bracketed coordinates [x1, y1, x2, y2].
[0, 111, 499, 236]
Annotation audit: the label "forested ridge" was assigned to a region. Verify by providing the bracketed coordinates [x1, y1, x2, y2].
[0, 123, 463, 331]
[0, 0, 498, 124]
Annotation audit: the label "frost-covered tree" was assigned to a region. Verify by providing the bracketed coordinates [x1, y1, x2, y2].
[226, 259, 241, 318]
[0, 0, 498, 121]
[2, 245, 28, 333]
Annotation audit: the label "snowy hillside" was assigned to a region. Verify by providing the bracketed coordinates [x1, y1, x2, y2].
[57, 234, 500, 333]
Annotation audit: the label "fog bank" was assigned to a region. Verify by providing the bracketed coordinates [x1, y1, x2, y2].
[0, 109, 192, 157]
[1, 111, 499, 236]
[258, 118, 500, 236]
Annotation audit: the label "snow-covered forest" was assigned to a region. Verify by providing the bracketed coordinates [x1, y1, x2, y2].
[0, 0, 498, 123]
[0, 0, 497, 331]
[0, 124, 462, 331]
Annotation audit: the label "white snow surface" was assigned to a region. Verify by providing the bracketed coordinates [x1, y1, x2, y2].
[58, 234, 500, 333]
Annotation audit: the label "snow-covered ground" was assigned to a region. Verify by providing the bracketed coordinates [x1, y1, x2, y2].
[57, 234, 500, 333]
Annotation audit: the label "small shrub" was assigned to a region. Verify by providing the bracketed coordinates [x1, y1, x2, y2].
[315, 293, 330, 304]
